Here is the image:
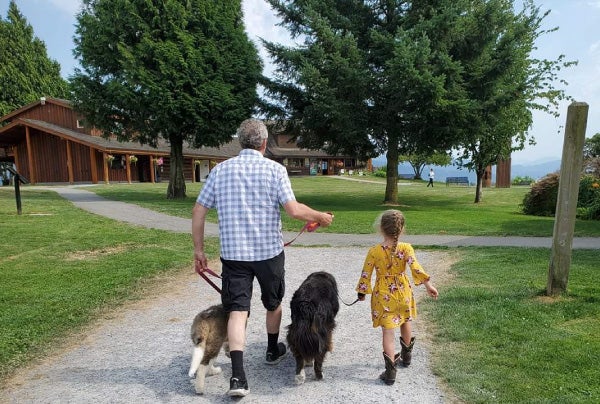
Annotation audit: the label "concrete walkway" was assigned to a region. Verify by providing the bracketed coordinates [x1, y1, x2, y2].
[34, 186, 600, 249]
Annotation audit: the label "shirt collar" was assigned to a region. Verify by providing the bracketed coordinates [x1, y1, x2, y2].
[239, 148, 263, 158]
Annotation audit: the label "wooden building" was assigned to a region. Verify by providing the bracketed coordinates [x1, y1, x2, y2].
[0, 98, 367, 185]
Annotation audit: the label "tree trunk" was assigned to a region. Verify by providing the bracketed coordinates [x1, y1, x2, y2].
[474, 165, 485, 203]
[384, 138, 399, 204]
[167, 135, 187, 199]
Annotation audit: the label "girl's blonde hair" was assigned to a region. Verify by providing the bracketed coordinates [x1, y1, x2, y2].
[376, 209, 405, 252]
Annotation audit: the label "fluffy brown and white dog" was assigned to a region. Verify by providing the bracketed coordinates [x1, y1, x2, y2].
[286, 271, 339, 385]
[188, 304, 229, 395]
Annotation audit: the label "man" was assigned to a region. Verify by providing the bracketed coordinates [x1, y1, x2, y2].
[427, 168, 435, 187]
[192, 118, 333, 397]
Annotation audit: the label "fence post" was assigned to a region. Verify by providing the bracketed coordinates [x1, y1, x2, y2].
[547, 102, 588, 296]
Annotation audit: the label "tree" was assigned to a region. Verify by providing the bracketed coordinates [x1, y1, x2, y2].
[71, 0, 262, 199]
[451, 0, 575, 203]
[399, 151, 452, 180]
[0, 1, 69, 117]
[583, 133, 600, 159]
[261, 0, 466, 204]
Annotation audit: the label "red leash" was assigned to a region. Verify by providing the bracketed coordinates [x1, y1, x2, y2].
[198, 267, 222, 294]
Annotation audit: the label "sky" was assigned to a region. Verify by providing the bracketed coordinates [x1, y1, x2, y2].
[1, 0, 599, 165]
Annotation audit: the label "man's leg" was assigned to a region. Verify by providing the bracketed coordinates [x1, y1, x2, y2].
[228, 310, 249, 396]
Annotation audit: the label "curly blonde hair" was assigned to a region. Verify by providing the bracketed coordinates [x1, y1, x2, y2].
[376, 209, 405, 253]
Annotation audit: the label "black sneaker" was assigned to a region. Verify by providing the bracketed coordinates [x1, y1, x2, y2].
[265, 342, 287, 365]
[228, 377, 249, 397]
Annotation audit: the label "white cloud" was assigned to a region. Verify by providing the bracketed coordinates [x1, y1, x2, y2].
[46, 0, 81, 15]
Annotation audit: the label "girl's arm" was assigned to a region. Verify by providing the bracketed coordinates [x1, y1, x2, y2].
[423, 280, 439, 299]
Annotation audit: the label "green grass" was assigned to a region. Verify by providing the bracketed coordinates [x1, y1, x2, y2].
[87, 177, 600, 236]
[0, 188, 219, 383]
[423, 248, 600, 403]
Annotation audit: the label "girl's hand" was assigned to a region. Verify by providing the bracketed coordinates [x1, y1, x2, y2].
[426, 284, 439, 299]
[357, 293, 366, 301]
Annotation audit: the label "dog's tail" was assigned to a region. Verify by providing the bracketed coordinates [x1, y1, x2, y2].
[287, 301, 323, 358]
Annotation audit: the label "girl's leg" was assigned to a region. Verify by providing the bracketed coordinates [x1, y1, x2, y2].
[400, 321, 412, 345]
[382, 327, 396, 358]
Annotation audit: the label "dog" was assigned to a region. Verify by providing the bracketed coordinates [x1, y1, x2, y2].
[286, 271, 339, 385]
[188, 304, 230, 395]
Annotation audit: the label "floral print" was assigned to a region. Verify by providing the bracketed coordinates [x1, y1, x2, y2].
[356, 243, 430, 329]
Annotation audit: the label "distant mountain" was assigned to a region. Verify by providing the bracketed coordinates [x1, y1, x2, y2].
[371, 157, 561, 183]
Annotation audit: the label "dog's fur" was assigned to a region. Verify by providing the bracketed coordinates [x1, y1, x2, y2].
[188, 304, 229, 395]
[286, 271, 339, 385]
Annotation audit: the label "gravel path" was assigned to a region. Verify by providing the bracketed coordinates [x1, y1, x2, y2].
[1, 247, 452, 404]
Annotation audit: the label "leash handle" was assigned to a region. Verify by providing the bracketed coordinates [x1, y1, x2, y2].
[197, 267, 222, 294]
[284, 212, 333, 247]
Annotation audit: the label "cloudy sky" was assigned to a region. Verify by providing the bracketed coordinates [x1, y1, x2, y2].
[2, 0, 599, 164]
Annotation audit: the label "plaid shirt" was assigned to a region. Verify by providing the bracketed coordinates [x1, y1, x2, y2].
[196, 149, 296, 261]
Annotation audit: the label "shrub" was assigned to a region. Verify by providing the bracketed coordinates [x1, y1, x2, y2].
[512, 176, 535, 186]
[521, 172, 559, 216]
[373, 166, 387, 178]
[521, 172, 600, 220]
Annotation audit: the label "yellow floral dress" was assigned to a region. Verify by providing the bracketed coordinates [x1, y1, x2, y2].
[355, 242, 430, 329]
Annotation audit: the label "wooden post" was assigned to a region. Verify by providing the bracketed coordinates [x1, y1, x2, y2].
[103, 152, 110, 184]
[125, 154, 132, 184]
[547, 102, 588, 296]
[25, 126, 36, 184]
[150, 156, 156, 183]
[90, 148, 98, 184]
[66, 140, 74, 184]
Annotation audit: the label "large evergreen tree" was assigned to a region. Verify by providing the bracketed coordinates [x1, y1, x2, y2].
[0, 0, 69, 117]
[71, 0, 262, 199]
[262, 0, 573, 204]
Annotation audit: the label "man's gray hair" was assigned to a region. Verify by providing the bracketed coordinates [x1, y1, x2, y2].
[237, 118, 269, 149]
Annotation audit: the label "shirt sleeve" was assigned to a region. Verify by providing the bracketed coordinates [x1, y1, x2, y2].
[277, 166, 296, 205]
[402, 243, 430, 285]
[196, 167, 217, 209]
[356, 247, 377, 294]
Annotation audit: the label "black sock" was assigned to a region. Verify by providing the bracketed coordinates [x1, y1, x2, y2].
[267, 332, 279, 352]
[230, 350, 246, 381]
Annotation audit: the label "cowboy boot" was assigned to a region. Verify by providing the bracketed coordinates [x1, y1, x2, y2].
[379, 352, 396, 385]
[400, 337, 415, 367]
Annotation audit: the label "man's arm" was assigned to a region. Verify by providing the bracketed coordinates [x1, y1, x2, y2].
[283, 200, 333, 227]
[192, 203, 210, 273]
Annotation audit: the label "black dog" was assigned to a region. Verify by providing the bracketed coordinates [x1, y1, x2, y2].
[286, 271, 339, 384]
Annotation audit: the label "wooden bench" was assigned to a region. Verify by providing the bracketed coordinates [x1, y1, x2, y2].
[289, 170, 303, 176]
[445, 176, 469, 186]
[399, 173, 415, 180]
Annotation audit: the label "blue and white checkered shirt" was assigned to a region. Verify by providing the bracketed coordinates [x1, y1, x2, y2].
[196, 149, 296, 261]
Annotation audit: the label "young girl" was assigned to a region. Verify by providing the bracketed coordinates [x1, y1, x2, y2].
[356, 209, 438, 385]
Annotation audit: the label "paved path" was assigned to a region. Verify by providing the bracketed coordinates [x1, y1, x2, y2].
[33, 186, 600, 249]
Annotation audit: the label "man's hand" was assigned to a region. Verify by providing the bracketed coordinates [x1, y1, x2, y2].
[194, 250, 208, 275]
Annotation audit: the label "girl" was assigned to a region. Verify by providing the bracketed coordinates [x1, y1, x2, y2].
[356, 209, 438, 385]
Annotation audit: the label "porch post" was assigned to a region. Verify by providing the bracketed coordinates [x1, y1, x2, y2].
[25, 126, 36, 184]
[125, 154, 132, 184]
[150, 156, 156, 183]
[102, 152, 110, 184]
[89, 148, 98, 184]
[66, 140, 74, 184]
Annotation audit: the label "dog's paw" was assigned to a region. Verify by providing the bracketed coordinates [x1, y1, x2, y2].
[294, 369, 306, 385]
[192, 380, 205, 395]
[188, 370, 195, 378]
[315, 371, 324, 381]
[207, 366, 222, 376]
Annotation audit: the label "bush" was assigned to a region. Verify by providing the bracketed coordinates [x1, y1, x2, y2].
[521, 172, 600, 219]
[512, 176, 535, 186]
[373, 166, 387, 178]
[521, 172, 559, 216]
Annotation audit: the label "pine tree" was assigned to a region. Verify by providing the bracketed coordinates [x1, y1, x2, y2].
[0, 0, 69, 117]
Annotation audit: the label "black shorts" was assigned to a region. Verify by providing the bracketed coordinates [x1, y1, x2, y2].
[220, 251, 285, 312]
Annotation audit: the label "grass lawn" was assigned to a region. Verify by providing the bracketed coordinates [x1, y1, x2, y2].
[86, 177, 600, 237]
[424, 247, 600, 403]
[1, 180, 599, 402]
[0, 188, 219, 383]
